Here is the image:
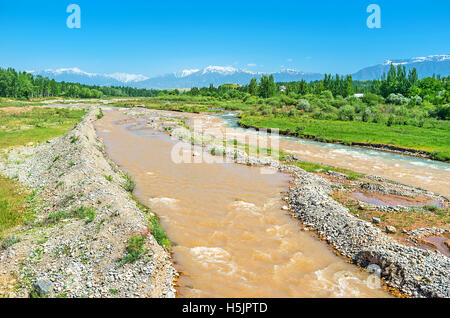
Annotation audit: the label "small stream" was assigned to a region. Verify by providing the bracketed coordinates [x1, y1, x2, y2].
[216, 113, 450, 197]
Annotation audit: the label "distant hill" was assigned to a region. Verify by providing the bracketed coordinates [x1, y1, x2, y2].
[28, 54, 450, 89]
[352, 55, 450, 80]
[132, 66, 323, 89]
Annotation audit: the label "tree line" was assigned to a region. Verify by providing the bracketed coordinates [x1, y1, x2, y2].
[0, 68, 163, 99]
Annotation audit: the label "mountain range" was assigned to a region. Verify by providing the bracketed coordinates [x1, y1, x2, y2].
[27, 55, 450, 89]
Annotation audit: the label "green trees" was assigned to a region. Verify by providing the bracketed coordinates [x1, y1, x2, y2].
[258, 75, 276, 98]
[0, 67, 162, 99]
[249, 78, 258, 96]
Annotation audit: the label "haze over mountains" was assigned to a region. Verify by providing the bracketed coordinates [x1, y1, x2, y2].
[27, 55, 450, 89]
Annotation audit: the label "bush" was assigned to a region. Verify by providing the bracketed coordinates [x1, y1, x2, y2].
[96, 108, 104, 119]
[122, 173, 136, 193]
[409, 95, 423, 106]
[148, 216, 171, 248]
[361, 108, 372, 122]
[362, 93, 384, 106]
[297, 99, 311, 112]
[386, 93, 410, 105]
[338, 105, 355, 121]
[119, 234, 147, 265]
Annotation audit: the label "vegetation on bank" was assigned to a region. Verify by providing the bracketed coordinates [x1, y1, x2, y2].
[0, 108, 85, 240]
[1, 64, 449, 160]
[0, 107, 86, 149]
[239, 115, 450, 160]
[0, 176, 32, 241]
[108, 66, 450, 161]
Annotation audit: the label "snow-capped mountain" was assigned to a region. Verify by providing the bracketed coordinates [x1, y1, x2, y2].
[352, 55, 450, 80]
[28, 55, 450, 89]
[30, 68, 149, 86]
[133, 66, 323, 89]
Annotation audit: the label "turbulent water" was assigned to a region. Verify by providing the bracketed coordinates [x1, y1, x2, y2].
[95, 109, 389, 298]
[215, 113, 450, 197]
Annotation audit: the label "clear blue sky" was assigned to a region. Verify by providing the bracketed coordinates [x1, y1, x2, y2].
[1, 0, 449, 77]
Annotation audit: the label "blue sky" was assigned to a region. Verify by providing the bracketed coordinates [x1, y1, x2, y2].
[1, 0, 449, 77]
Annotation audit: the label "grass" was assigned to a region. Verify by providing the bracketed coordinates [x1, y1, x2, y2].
[136, 201, 171, 249]
[0, 107, 86, 149]
[44, 206, 96, 225]
[289, 160, 364, 180]
[239, 114, 450, 161]
[1, 236, 21, 249]
[119, 234, 147, 265]
[73, 206, 96, 224]
[148, 215, 171, 248]
[96, 108, 104, 119]
[122, 172, 136, 193]
[0, 176, 31, 239]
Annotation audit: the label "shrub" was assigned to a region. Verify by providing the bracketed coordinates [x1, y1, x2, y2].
[69, 136, 79, 144]
[122, 173, 136, 193]
[119, 234, 147, 264]
[296, 99, 311, 112]
[338, 105, 355, 121]
[361, 108, 372, 122]
[96, 108, 104, 119]
[409, 95, 423, 106]
[386, 93, 410, 105]
[362, 93, 384, 106]
[148, 216, 171, 248]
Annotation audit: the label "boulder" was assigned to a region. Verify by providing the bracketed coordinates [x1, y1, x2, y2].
[386, 225, 397, 234]
[33, 278, 52, 297]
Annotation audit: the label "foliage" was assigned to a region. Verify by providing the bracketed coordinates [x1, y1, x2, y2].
[122, 173, 136, 193]
[0, 107, 85, 149]
[119, 234, 147, 265]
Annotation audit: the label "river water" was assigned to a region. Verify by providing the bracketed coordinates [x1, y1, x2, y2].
[95, 109, 389, 298]
[212, 113, 450, 197]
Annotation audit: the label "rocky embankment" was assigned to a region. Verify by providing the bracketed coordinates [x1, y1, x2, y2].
[123, 107, 449, 298]
[0, 107, 176, 298]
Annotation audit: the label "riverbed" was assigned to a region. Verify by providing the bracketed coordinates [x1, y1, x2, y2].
[95, 109, 390, 298]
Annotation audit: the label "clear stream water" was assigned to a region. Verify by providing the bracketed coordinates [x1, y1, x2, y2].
[216, 113, 450, 197]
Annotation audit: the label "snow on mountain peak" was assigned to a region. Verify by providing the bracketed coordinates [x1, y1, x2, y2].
[45, 67, 97, 77]
[383, 54, 450, 66]
[175, 69, 200, 78]
[280, 68, 302, 74]
[39, 68, 148, 83]
[106, 73, 149, 83]
[202, 66, 239, 75]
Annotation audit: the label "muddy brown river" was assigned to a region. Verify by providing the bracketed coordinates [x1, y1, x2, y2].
[95, 109, 389, 298]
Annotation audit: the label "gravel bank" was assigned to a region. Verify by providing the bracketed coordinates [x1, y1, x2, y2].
[0, 107, 176, 298]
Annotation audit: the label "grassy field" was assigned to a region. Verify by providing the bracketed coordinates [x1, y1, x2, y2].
[0, 107, 85, 240]
[0, 176, 32, 240]
[239, 115, 450, 161]
[0, 107, 85, 149]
